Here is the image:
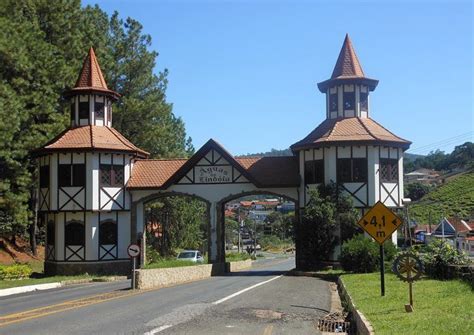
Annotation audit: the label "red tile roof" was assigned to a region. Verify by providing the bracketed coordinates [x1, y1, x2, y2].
[291, 117, 411, 150]
[236, 156, 299, 187]
[318, 34, 378, 92]
[331, 34, 365, 79]
[127, 155, 299, 189]
[66, 47, 120, 99]
[33, 125, 149, 157]
[128, 159, 187, 188]
[447, 217, 471, 233]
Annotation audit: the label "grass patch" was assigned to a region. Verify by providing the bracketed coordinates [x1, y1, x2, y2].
[0, 274, 95, 289]
[143, 259, 198, 269]
[225, 252, 250, 262]
[410, 171, 474, 223]
[341, 272, 473, 334]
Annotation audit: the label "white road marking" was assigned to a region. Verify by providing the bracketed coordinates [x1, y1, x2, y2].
[212, 275, 282, 305]
[143, 324, 173, 334]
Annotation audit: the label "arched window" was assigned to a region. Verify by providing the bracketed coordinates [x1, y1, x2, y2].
[99, 220, 117, 245]
[65, 221, 84, 246]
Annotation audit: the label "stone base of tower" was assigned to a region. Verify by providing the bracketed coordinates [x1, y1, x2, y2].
[45, 260, 131, 276]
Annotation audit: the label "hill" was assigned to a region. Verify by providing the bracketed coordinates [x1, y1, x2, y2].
[409, 171, 474, 225]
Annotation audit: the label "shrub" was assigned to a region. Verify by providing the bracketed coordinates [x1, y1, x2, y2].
[146, 245, 163, 264]
[225, 252, 250, 262]
[0, 264, 33, 280]
[421, 239, 469, 279]
[340, 234, 396, 273]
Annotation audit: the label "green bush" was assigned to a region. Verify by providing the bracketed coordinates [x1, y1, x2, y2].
[146, 245, 164, 264]
[225, 252, 250, 262]
[340, 234, 397, 273]
[421, 239, 469, 279]
[0, 264, 33, 280]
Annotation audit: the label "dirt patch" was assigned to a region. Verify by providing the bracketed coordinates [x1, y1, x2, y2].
[0, 237, 44, 265]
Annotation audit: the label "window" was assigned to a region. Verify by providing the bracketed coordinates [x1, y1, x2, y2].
[100, 164, 124, 186]
[304, 160, 324, 184]
[337, 158, 367, 183]
[47, 220, 55, 245]
[360, 92, 368, 112]
[95, 102, 104, 119]
[99, 220, 117, 245]
[58, 164, 86, 187]
[380, 158, 398, 182]
[343, 92, 355, 110]
[40, 165, 50, 188]
[329, 93, 338, 112]
[79, 101, 89, 119]
[65, 221, 84, 246]
[70, 102, 75, 122]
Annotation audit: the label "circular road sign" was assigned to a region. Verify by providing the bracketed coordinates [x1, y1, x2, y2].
[127, 244, 140, 258]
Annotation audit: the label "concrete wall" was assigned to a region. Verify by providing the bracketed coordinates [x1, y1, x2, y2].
[136, 260, 252, 290]
[136, 263, 226, 290]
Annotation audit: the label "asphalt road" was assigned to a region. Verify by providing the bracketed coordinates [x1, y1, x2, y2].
[0, 256, 331, 335]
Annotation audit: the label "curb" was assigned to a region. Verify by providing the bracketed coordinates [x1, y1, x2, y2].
[0, 282, 62, 297]
[337, 277, 374, 335]
[0, 276, 128, 297]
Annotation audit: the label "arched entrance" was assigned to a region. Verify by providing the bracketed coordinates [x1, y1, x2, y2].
[216, 191, 298, 265]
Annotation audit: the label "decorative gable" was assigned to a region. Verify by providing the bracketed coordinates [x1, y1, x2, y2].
[177, 148, 249, 184]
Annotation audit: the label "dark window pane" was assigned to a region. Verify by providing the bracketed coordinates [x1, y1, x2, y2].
[70, 102, 75, 122]
[95, 102, 104, 118]
[40, 165, 50, 188]
[100, 164, 111, 186]
[360, 92, 368, 111]
[107, 103, 112, 122]
[381, 158, 398, 182]
[343, 92, 355, 110]
[112, 165, 124, 186]
[65, 221, 84, 245]
[79, 101, 89, 119]
[58, 164, 71, 187]
[99, 221, 117, 245]
[352, 158, 367, 182]
[47, 220, 55, 245]
[329, 93, 338, 112]
[337, 159, 352, 183]
[390, 160, 398, 181]
[304, 161, 315, 184]
[314, 160, 324, 183]
[72, 164, 86, 186]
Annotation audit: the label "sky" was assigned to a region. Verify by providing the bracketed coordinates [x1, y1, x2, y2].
[83, 0, 473, 156]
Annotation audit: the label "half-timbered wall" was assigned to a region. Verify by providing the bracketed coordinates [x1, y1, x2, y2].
[326, 84, 369, 119]
[45, 211, 130, 262]
[41, 152, 133, 212]
[300, 145, 403, 209]
[71, 94, 113, 127]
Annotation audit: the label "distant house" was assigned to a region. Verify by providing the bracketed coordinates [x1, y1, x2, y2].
[404, 168, 440, 185]
[428, 217, 474, 254]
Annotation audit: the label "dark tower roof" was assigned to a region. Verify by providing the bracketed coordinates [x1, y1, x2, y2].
[317, 34, 378, 93]
[65, 47, 120, 100]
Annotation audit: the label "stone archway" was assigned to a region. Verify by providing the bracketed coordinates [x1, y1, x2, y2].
[131, 191, 212, 265]
[216, 191, 299, 264]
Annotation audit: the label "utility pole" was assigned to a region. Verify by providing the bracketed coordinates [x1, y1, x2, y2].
[237, 206, 241, 253]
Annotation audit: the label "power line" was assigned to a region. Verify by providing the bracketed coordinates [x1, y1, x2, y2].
[407, 131, 473, 155]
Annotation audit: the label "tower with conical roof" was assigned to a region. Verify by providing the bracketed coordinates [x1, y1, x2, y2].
[292, 35, 411, 258]
[34, 48, 148, 275]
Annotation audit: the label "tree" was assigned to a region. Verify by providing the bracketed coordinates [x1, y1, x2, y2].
[405, 182, 431, 201]
[296, 184, 359, 270]
[0, 1, 193, 252]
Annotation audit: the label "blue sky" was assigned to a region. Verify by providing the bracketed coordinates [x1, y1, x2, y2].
[83, 0, 473, 156]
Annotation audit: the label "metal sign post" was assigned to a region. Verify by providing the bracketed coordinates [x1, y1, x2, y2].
[127, 243, 140, 290]
[393, 253, 423, 312]
[357, 201, 403, 297]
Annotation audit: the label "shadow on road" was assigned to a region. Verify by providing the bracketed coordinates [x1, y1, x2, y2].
[224, 270, 288, 277]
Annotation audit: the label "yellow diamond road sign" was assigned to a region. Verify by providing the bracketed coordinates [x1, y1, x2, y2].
[357, 201, 403, 244]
